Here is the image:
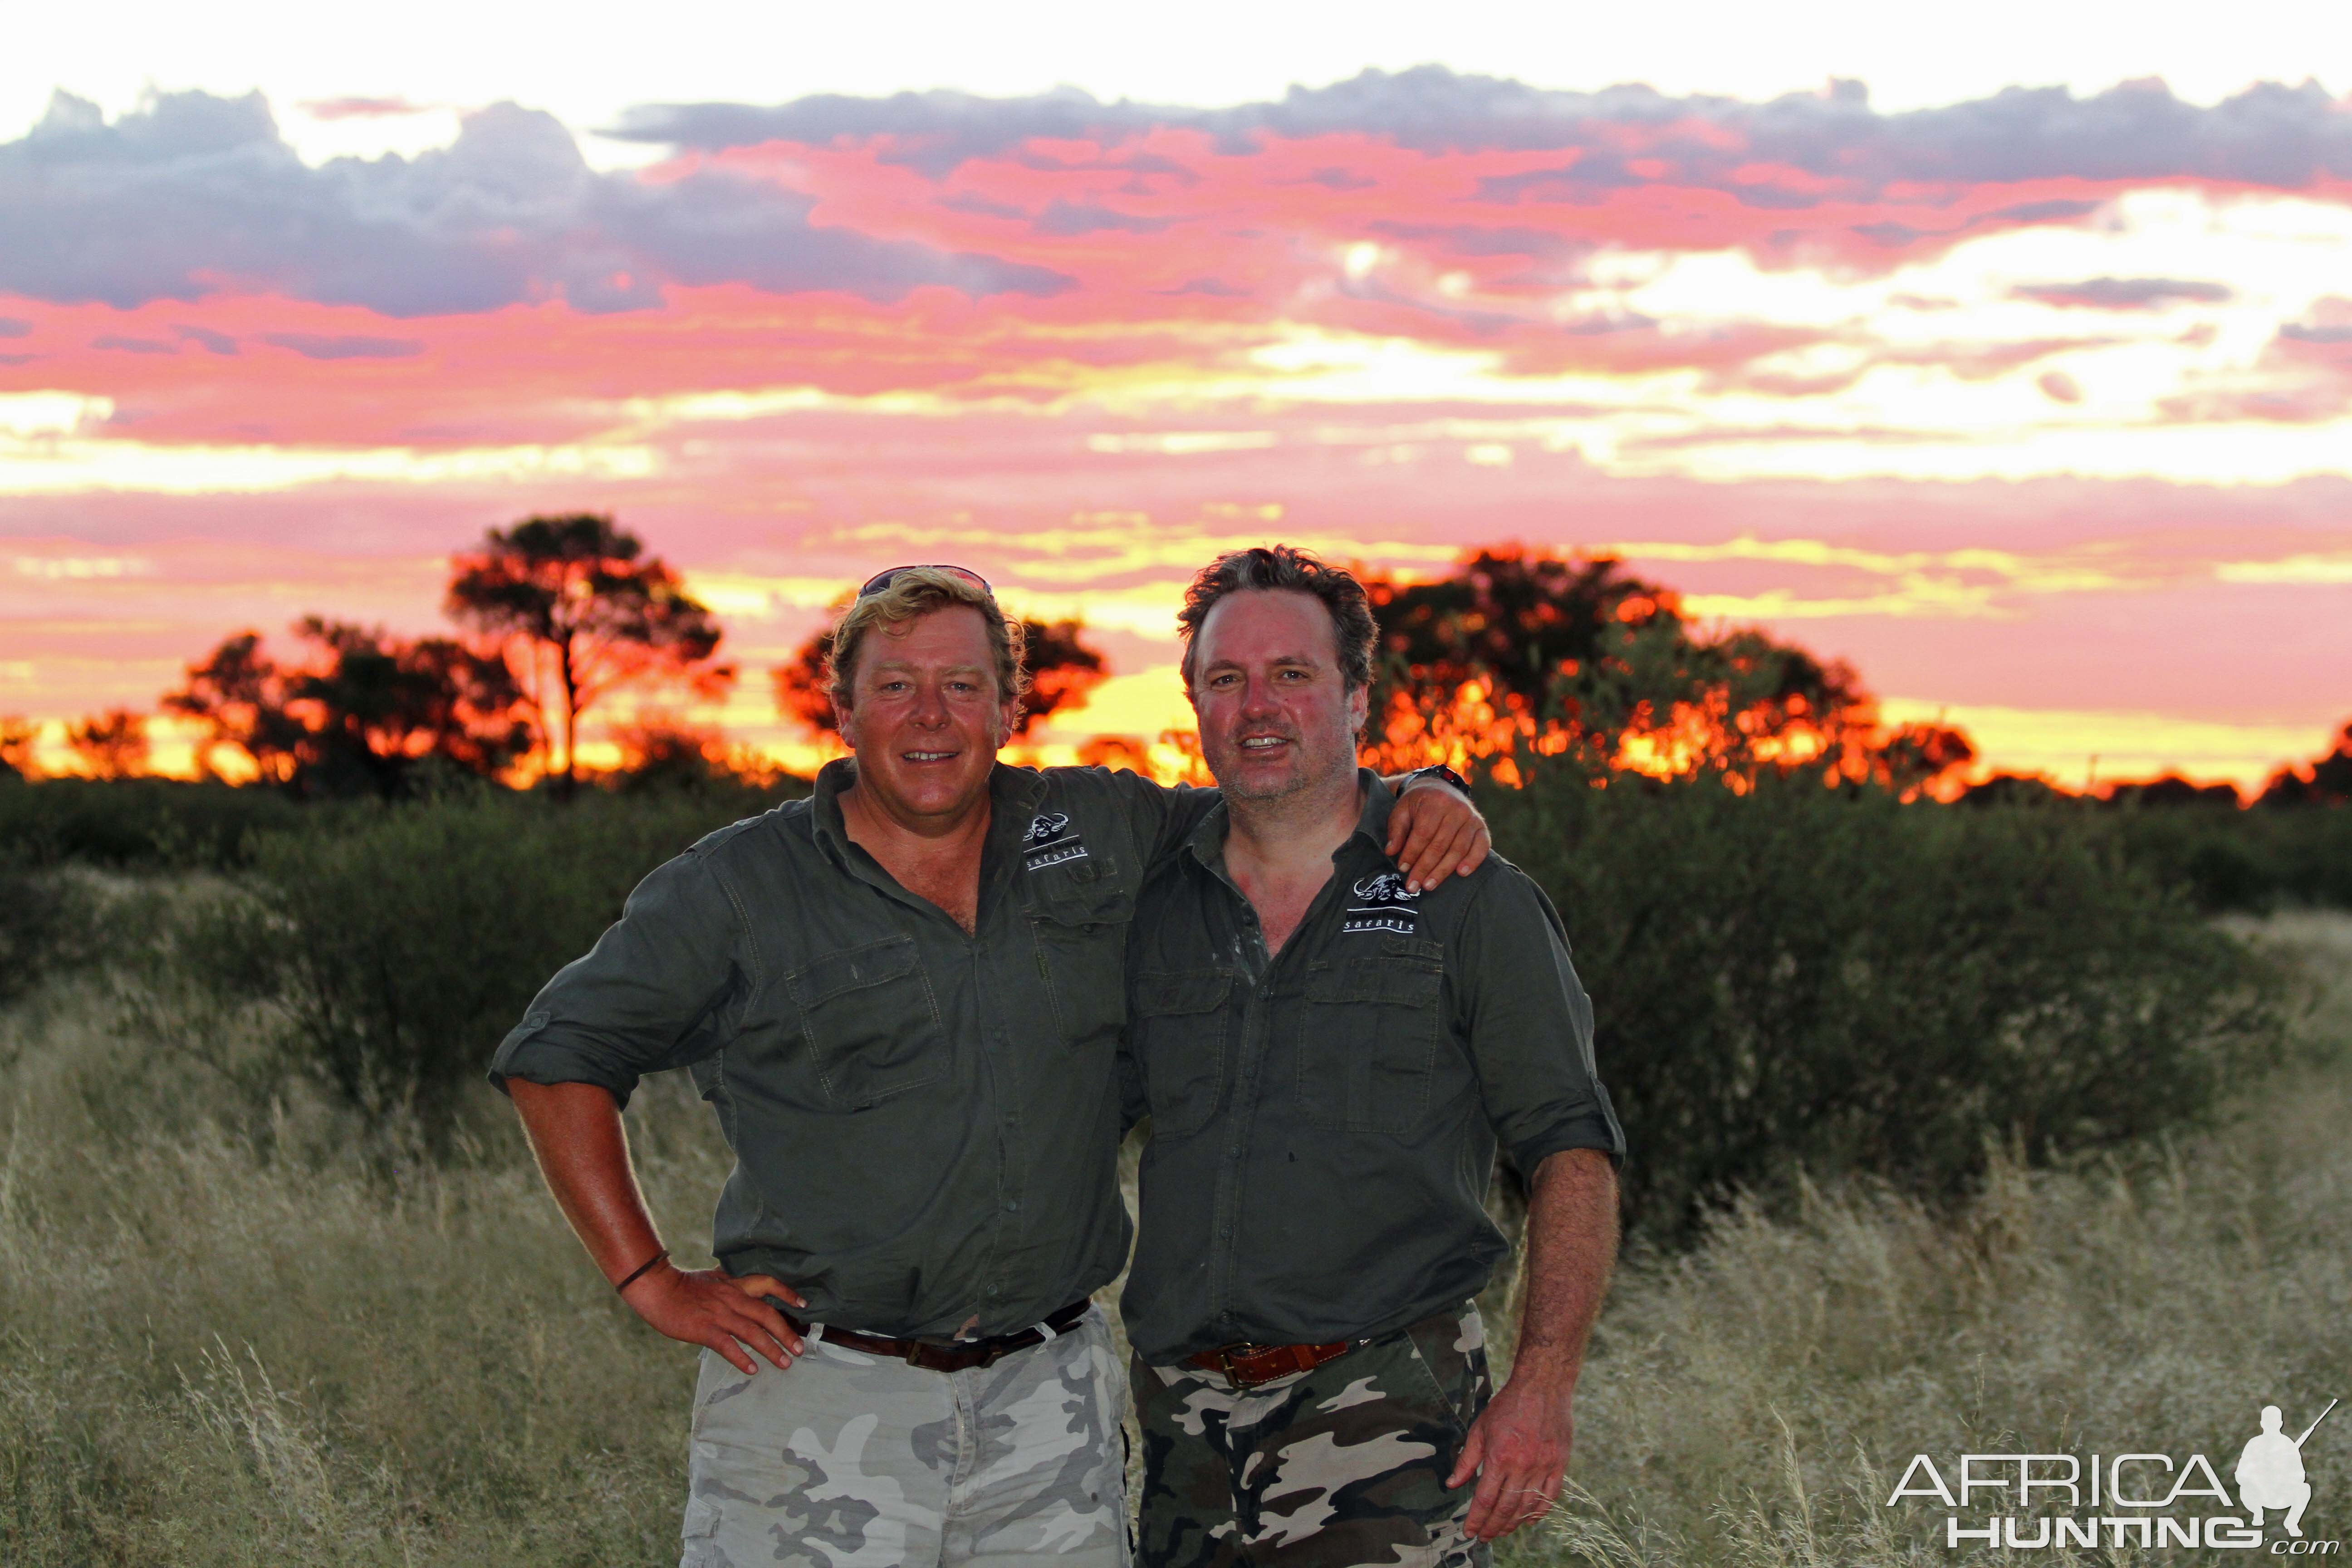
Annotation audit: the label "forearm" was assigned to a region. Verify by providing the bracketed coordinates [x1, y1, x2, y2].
[1508, 1147, 1620, 1389]
[507, 1078, 666, 1285]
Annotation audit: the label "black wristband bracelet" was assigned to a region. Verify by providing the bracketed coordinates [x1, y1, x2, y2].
[614, 1248, 669, 1293]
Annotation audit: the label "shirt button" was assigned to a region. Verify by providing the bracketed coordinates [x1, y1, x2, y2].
[1005, 1200, 1019, 1211]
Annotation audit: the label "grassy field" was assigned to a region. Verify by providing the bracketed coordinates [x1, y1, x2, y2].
[2, 894, 2345, 1565]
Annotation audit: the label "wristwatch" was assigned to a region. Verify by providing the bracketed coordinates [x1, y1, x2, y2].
[1407, 763, 1473, 796]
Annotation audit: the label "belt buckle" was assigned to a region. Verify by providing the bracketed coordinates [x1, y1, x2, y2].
[906, 1340, 965, 1373]
[1214, 1343, 1278, 1389]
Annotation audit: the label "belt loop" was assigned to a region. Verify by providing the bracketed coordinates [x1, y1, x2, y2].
[1031, 1321, 1058, 1342]
[805, 1323, 826, 1344]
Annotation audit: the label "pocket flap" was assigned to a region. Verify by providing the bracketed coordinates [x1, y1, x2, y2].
[1034, 858, 1130, 925]
[1305, 956, 1443, 1006]
[789, 937, 919, 1008]
[1134, 969, 1232, 1015]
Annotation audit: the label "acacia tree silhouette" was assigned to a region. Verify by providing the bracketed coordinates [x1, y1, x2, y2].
[773, 608, 1107, 741]
[165, 620, 531, 797]
[445, 514, 733, 792]
[2258, 720, 2352, 807]
[65, 709, 149, 780]
[1359, 546, 1973, 794]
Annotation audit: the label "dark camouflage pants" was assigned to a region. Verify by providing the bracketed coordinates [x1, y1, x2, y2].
[1132, 1305, 1492, 1568]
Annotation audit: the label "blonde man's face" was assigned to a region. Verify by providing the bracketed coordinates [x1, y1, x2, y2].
[838, 605, 1020, 824]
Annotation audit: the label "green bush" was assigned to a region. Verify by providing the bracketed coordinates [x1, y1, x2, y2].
[176, 782, 805, 1142]
[0, 870, 89, 1003]
[0, 778, 302, 870]
[2108, 803, 2352, 911]
[1485, 768, 2283, 1238]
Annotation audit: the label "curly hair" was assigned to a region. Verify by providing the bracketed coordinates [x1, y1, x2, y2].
[1176, 545, 1377, 694]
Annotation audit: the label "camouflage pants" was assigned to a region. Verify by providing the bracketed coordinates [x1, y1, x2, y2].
[682, 1305, 1131, 1568]
[1132, 1305, 1493, 1568]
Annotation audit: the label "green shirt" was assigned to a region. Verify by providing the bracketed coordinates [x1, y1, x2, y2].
[489, 758, 1213, 1339]
[1117, 771, 1626, 1365]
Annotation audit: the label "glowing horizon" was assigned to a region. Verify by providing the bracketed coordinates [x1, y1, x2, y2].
[5, 69, 2351, 794]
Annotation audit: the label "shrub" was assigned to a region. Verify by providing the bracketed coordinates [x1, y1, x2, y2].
[177, 782, 804, 1142]
[0, 871, 86, 1003]
[1485, 767, 2283, 1238]
[0, 778, 302, 870]
[2108, 803, 2352, 911]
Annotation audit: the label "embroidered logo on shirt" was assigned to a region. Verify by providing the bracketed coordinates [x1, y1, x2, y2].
[1022, 811, 1089, 871]
[1342, 871, 1421, 934]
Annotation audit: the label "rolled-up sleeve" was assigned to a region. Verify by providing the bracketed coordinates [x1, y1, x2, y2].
[1456, 868, 1627, 1176]
[486, 848, 751, 1109]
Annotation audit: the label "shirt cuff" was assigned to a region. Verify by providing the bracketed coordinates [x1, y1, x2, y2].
[486, 1014, 646, 1109]
[1504, 1102, 1627, 1179]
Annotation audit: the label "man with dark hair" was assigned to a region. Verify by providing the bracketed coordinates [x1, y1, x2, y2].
[1124, 545, 1626, 1568]
[490, 564, 1494, 1568]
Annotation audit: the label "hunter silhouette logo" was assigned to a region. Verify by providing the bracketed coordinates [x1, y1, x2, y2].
[1883, 1396, 2338, 1551]
[2240, 1399, 2335, 1539]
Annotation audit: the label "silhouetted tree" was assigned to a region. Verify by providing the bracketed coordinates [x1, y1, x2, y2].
[282, 618, 533, 796]
[165, 632, 308, 784]
[1874, 721, 1979, 797]
[445, 514, 732, 790]
[66, 710, 149, 779]
[2257, 720, 2352, 807]
[1357, 547, 1949, 787]
[0, 715, 37, 780]
[165, 621, 531, 798]
[1958, 772, 2077, 808]
[774, 609, 1108, 740]
[2102, 775, 2244, 809]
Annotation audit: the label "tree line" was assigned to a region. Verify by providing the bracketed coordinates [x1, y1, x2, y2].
[3, 521, 2347, 808]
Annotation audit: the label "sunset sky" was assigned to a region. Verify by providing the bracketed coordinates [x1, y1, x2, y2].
[5, 6, 2351, 789]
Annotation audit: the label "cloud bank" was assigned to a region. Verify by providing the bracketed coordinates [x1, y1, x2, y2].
[0, 89, 1071, 315]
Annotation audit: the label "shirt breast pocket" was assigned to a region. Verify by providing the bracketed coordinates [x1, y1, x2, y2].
[784, 936, 946, 1111]
[1298, 937, 1446, 1134]
[1131, 969, 1231, 1138]
[1030, 857, 1133, 1049]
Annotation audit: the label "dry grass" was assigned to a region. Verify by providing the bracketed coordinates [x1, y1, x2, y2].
[3, 900, 2346, 1566]
[1504, 910, 2352, 1566]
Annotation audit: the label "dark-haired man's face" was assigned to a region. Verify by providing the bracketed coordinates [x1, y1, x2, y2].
[1189, 588, 1368, 805]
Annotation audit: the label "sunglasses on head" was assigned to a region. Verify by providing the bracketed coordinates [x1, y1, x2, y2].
[858, 564, 993, 598]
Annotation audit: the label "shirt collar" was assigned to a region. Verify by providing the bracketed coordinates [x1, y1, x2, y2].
[1185, 767, 1397, 873]
[810, 755, 1048, 871]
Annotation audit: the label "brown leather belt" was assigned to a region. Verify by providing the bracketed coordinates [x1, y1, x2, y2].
[1186, 1338, 1360, 1389]
[783, 1298, 1091, 1373]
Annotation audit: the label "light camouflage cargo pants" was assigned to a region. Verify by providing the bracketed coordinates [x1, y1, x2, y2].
[682, 1305, 1131, 1568]
[1132, 1305, 1493, 1568]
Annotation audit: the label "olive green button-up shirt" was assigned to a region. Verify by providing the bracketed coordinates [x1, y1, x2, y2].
[489, 758, 1214, 1340]
[1117, 771, 1626, 1365]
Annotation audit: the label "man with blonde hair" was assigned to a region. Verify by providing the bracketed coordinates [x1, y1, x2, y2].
[492, 564, 1490, 1568]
